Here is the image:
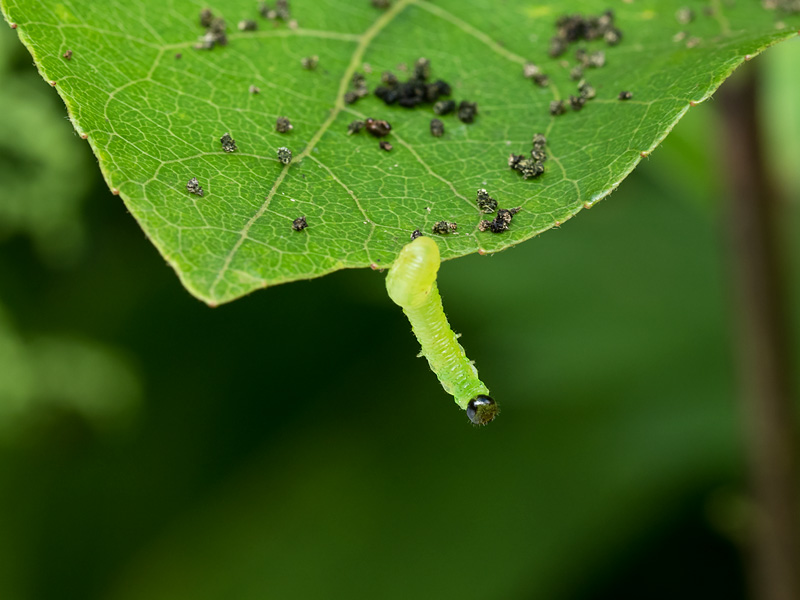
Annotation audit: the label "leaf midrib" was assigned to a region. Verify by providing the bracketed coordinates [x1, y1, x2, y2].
[208, 0, 415, 300]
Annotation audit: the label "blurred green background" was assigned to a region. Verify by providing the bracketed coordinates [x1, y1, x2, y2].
[1, 21, 799, 600]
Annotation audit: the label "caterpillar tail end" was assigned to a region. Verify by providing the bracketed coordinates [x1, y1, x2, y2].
[466, 395, 498, 426]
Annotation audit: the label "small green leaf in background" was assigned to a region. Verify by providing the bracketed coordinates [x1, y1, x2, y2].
[0, 22, 92, 266]
[1, 0, 798, 303]
[0, 301, 141, 441]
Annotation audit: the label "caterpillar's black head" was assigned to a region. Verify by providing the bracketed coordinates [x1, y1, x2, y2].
[466, 395, 498, 426]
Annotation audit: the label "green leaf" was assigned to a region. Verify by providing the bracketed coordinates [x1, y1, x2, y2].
[1, 1, 798, 304]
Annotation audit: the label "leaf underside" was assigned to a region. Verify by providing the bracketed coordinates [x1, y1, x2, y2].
[1, 0, 798, 305]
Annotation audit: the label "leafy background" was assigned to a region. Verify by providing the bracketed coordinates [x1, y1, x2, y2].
[1, 0, 799, 304]
[2, 17, 800, 600]
[2, 3, 800, 600]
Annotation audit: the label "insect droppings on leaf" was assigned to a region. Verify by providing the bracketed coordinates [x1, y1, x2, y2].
[549, 36, 568, 58]
[265, 0, 290, 20]
[344, 71, 369, 104]
[381, 70, 399, 86]
[374, 57, 453, 110]
[347, 120, 365, 135]
[410, 229, 422, 240]
[578, 79, 596, 99]
[374, 86, 399, 105]
[497, 207, 520, 225]
[432, 221, 457, 234]
[220, 133, 237, 152]
[618, 90, 633, 100]
[430, 119, 445, 137]
[194, 35, 215, 50]
[413, 57, 431, 81]
[194, 11, 228, 50]
[292, 216, 307, 231]
[675, 7, 695, 24]
[550, 10, 622, 57]
[175, 53, 182, 60]
[219, 133, 236, 152]
[508, 154, 524, 169]
[301, 55, 319, 70]
[200, 8, 214, 28]
[276, 116, 293, 133]
[379, 140, 393, 152]
[588, 50, 606, 67]
[533, 73, 550, 87]
[476, 189, 498, 213]
[208, 17, 227, 44]
[518, 159, 545, 179]
[428, 80, 452, 101]
[277, 146, 293, 164]
[433, 99, 456, 116]
[352, 71, 367, 90]
[238, 19, 258, 31]
[371, 0, 391, 8]
[249, 85, 260, 94]
[479, 207, 521, 233]
[365, 118, 392, 137]
[576, 48, 606, 68]
[604, 28, 622, 45]
[457, 101, 478, 123]
[510, 134, 547, 180]
[62, 49, 72, 60]
[569, 95, 586, 111]
[549, 100, 566, 116]
[186, 177, 204, 197]
[523, 62, 542, 79]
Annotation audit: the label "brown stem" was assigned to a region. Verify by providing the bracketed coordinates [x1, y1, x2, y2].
[720, 67, 800, 600]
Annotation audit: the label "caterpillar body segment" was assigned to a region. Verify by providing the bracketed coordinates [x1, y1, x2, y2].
[386, 236, 498, 425]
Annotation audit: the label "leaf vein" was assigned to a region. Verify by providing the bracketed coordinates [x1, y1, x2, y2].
[208, 0, 414, 300]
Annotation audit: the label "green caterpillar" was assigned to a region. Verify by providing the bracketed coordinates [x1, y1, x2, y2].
[386, 236, 498, 425]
